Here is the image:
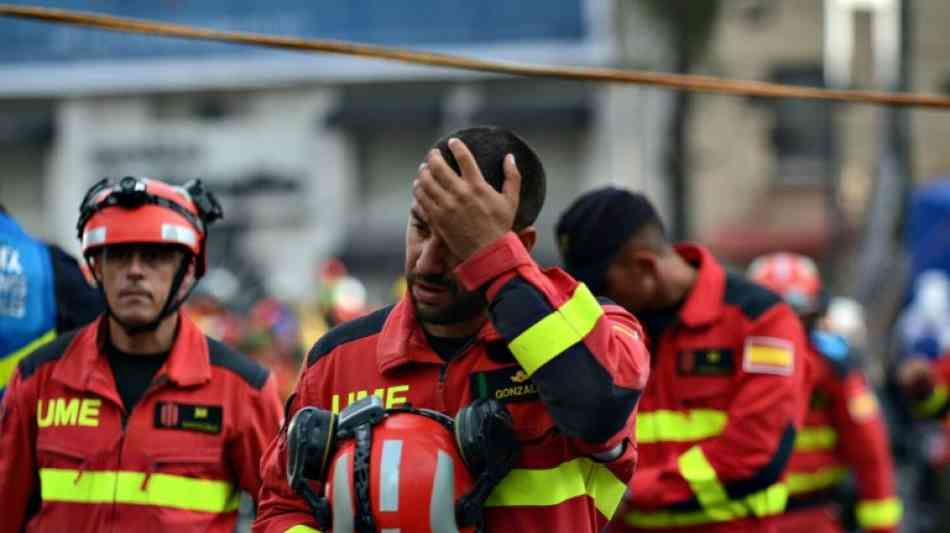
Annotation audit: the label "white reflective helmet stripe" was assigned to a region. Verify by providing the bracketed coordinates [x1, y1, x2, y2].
[82, 227, 107, 250]
[430, 451, 461, 533]
[380, 440, 403, 512]
[160, 223, 197, 248]
[331, 453, 354, 533]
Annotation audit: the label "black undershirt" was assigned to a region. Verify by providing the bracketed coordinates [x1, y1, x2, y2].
[638, 304, 682, 349]
[425, 332, 474, 362]
[104, 341, 168, 413]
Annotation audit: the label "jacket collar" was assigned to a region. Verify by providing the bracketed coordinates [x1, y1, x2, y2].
[54, 311, 211, 393]
[377, 297, 503, 374]
[674, 243, 727, 328]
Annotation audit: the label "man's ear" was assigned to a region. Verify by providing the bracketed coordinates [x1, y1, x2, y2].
[515, 226, 537, 252]
[631, 249, 659, 276]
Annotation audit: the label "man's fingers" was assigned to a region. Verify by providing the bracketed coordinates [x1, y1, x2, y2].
[413, 176, 443, 215]
[419, 164, 455, 206]
[502, 153, 522, 208]
[425, 148, 468, 194]
[447, 138, 485, 186]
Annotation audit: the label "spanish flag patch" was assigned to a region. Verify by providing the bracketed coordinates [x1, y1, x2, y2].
[743, 337, 794, 376]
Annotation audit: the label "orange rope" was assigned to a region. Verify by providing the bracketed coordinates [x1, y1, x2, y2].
[2, 4, 949, 109]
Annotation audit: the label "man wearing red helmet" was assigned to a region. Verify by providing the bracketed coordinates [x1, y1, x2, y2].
[556, 187, 810, 533]
[748, 252, 901, 533]
[254, 127, 650, 533]
[0, 177, 283, 533]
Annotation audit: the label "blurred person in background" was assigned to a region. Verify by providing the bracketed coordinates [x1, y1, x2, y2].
[557, 187, 809, 533]
[821, 297, 870, 354]
[748, 253, 901, 533]
[241, 297, 303, 402]
[254, 126, 650, 533]
[0, 177, 282, 533]
[0, 204, 103, 399]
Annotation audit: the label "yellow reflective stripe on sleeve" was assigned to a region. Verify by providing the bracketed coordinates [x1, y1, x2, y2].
[794, 426, 838, 452]
[787, 466, 848, 495]
[40, 468, 240, 513]
[678, 446, 729, 508]
[0, 329, 55, 386]
[636, 409, 728, 444]
[626, 502, 749, 527]
[284, 526, 322, 533]
[743, 482, 788, 517]
[485, 457, 626, 518]
[624, 483, 787, 527]
[915, 385, 949, 418]
[508, 284, 604, 376]
[856, 497, 903, 529]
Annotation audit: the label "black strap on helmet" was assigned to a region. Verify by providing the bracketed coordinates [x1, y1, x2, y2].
[454, 398, 520, 528]
[286, 406, 337, 530]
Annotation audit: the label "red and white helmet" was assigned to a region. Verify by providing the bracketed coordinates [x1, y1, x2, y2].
[325, 410, 477, 533]
[77, 176, 221, 277]
[747, 252, 825, 315]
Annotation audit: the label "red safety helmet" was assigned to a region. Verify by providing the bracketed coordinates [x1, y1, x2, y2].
[747, 252, 825, 315]
[77, 176, 222, 278]
[286, 397, 518, 533]
[326, 410, 477, 533]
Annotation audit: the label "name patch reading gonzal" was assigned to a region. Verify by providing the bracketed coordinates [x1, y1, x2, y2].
[471, 366, 540, 403]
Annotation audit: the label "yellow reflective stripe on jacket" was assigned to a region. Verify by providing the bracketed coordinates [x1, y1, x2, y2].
[787, 466, 848, 495]
[914, 385, 949, 418]
[284, 526, 321, 533]
[0, 328, 55, 386]
[678, 446, 729, 507]
[794, 426, 838, 452]
[624, 483, 787, 527]
[508, 283, 603, 376]
[856, 497, 903, 529]
[636, 409, 728, 444]
[485, 457, 626, 518]
[40, 468, 240, 513]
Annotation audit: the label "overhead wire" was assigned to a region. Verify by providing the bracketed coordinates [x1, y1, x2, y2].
[1, 4, 950, 110]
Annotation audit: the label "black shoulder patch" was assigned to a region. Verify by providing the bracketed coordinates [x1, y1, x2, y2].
[724, 273, 782, 320]
[18, 330, 79, 380]
[207, 338, 269, 390]
[306, 305, 393, 368]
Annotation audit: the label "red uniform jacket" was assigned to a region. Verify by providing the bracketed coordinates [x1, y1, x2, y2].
[0, 312, 283, 533]
[913, 354, 950, 421]
[781, 332, 900, 533]
[608, 244, 810, 533]
[253, 232, 651, 533]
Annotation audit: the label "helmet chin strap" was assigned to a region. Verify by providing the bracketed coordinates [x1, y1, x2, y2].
[88, 254, 198, 337]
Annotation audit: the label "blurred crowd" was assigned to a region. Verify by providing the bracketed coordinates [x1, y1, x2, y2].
[185, 257, 403, 403]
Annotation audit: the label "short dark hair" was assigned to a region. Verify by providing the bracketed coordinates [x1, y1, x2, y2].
[433, 126, 546, 229]
[555, 187, 668, 293]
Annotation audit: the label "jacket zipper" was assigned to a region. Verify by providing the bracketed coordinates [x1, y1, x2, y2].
[436, 363, 449, 412]
[112, 374, 169, 533]
[436, 337, 477, 413]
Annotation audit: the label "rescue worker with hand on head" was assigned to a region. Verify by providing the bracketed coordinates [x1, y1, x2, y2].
[0, 177, 283, 533]
[556, 187, 810, 533]
[253, 126, 650, 533]
[748, 253, 901, 533]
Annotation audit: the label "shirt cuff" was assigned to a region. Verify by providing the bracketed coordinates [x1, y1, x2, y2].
[454, 232, 533, 294]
